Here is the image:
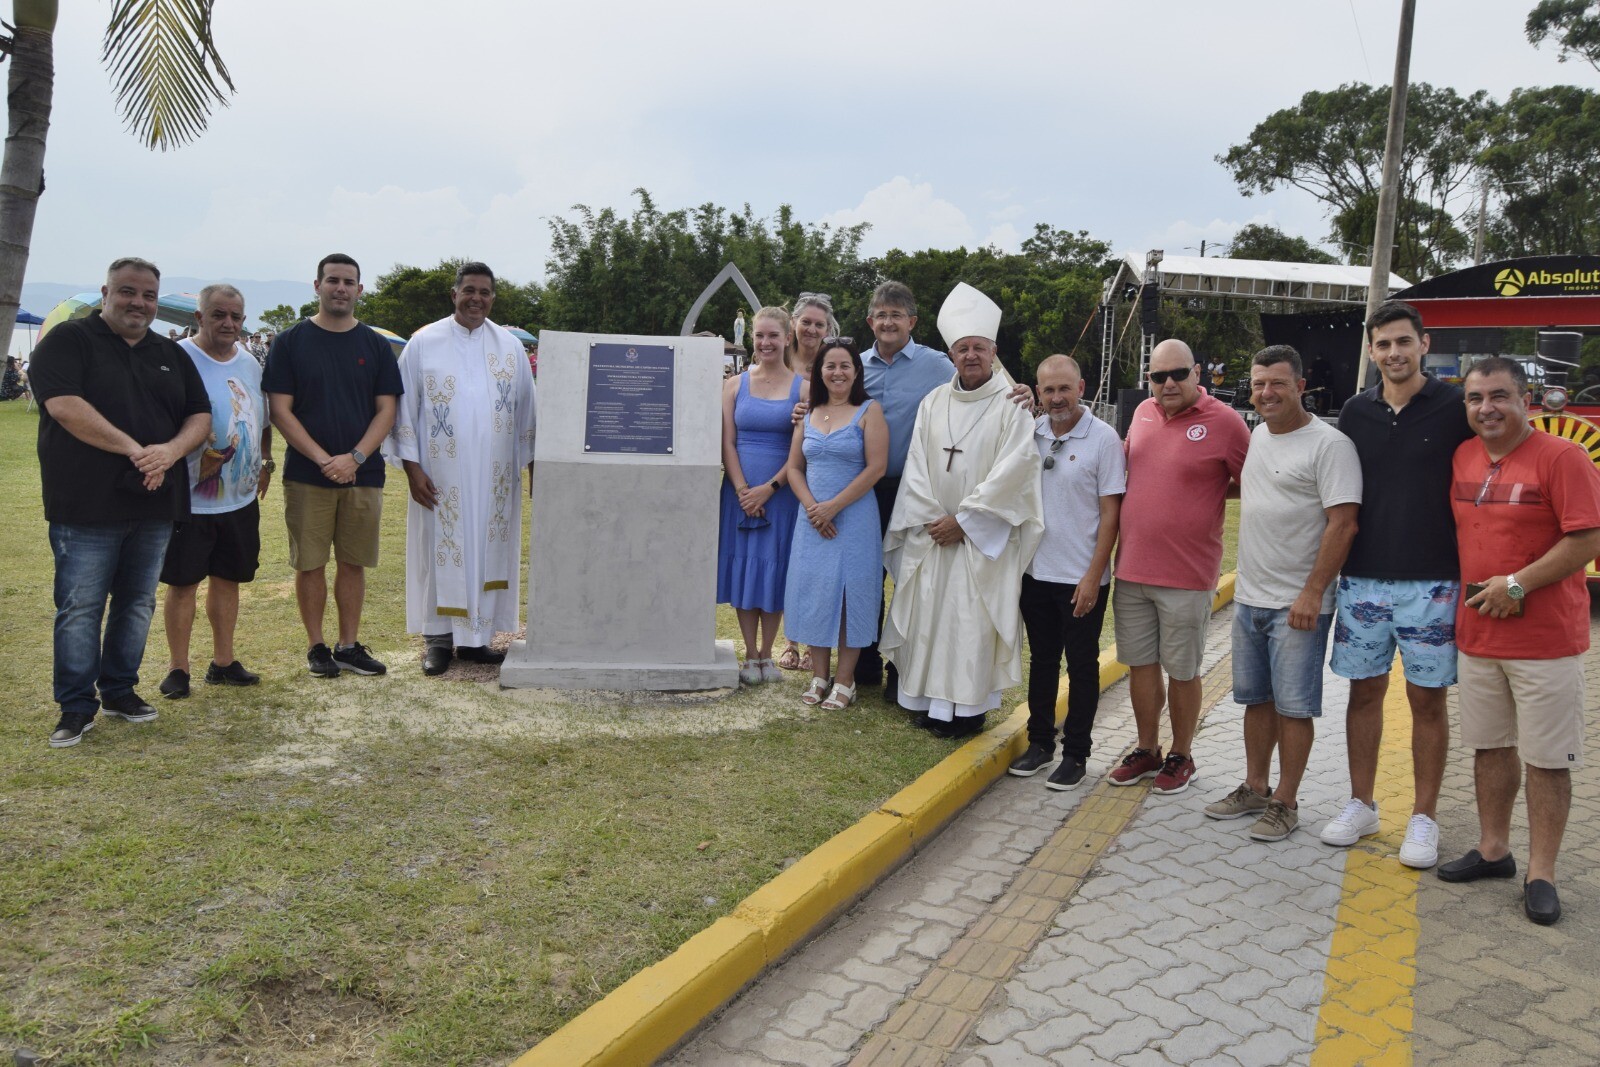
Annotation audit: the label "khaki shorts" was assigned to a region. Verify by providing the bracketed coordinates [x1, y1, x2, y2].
[1113, 580, 1214, 681]
[1458, 651, 1585, 770]
[283, 481, 382, 571]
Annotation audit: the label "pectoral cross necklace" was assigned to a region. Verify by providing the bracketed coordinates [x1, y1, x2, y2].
[943, 391, 1001, 471]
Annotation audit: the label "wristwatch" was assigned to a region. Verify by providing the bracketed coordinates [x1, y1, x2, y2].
[1506, 573, 1525, 600]
[769, 479, 781, 491]
[262, 459, 276, 474]
[350, 448, 367, 465]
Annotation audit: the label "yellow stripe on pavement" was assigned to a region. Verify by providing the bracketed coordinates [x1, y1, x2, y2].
[1312, 663, 1420, 1066]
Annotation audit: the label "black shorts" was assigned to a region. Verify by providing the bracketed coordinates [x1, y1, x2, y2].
[160, 499, 261, 586]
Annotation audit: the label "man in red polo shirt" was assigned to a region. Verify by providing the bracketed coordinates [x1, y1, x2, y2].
[1110, 339, 1251, 793]
[1439, 357, 1600, 926]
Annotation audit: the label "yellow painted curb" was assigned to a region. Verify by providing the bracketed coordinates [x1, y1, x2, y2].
[516, 577, 1238, 1066]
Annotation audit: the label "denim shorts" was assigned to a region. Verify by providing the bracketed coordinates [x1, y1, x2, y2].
[1232, 603, 1334, 718]
[1329, 576, 1459, 686]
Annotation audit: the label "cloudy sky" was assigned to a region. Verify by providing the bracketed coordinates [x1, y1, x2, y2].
[25, 0, 1588, 295]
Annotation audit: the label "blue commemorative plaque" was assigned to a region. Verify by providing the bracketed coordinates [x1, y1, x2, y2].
[584, 342, 675, 455]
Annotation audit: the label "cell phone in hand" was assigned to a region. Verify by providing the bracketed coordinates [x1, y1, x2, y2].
[1466, 582, 1523, 616]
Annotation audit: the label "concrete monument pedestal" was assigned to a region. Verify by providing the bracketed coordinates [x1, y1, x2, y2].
[500, 331, 739, 692]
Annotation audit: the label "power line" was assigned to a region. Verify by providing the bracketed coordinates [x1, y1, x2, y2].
[1348, 0, 1374, 80]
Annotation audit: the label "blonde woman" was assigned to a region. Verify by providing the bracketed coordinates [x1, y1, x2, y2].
[717, 307, 803, 683]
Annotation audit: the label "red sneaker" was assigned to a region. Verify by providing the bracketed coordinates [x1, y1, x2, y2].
[1152, 753, 1197, 795]
[1108, 747, 1163, 786]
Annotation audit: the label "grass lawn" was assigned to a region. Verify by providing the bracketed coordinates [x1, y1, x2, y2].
[0, 399, 1238, 1065]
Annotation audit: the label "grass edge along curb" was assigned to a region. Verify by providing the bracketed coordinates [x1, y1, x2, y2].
[514, 574, 1238, 1067]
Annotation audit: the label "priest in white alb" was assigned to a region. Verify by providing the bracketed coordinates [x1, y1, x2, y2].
[881, 282, 1044, 737]
[386, 262, 536, 676]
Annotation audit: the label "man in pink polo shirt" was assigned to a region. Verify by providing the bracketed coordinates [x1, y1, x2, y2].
[1110, 339, 1251, 793]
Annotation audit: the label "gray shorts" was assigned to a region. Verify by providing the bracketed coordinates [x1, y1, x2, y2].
[1113, 580, 1214, 681]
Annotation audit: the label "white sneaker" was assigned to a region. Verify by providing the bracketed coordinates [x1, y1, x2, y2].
[1399, 814, 1440, 868]
[1320, 797, 1381, 846]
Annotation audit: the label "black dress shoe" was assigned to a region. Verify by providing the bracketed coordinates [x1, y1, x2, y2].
[1524, 879, 1561, 925]
[930, 713, 987, 739]
[1437, 849, 1517, 883]
[422, 646, 453, 676]
[454, 645, 505, 665]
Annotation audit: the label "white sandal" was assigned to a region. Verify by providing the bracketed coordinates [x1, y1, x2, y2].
[820, 681, 856, 710]
[801, 676, 831, 706]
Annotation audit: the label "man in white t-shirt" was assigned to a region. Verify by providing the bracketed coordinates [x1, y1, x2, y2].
[1009, 355, 1125, 789]
[1205, 345, 1361, 842]
[157, 284, 274, 698]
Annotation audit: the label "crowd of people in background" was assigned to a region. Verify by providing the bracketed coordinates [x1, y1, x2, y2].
[27, 253, 1600, 928]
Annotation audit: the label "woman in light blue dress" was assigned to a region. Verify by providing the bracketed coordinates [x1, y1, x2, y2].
[716, 306, 803, 683]
[782, 337, 888, 709]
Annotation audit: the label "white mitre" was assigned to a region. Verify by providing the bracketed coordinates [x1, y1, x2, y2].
[937, 282, 1002, 348]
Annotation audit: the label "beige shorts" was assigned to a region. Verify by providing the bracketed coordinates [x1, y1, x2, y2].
[283, 481, 382, 571]
[1457, 651, 1586, 770]
[1113, 580, 1214, 681]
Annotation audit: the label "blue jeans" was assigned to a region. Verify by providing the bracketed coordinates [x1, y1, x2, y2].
[50, 520, 172, 714]
[1232, 603, 1333, 719]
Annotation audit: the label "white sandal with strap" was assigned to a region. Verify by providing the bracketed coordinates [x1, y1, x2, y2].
[801, 676, 831, 706]
[820, 681, 856, 710]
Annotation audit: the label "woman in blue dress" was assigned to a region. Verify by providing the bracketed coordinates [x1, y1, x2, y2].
[717, 306, 803, 684]
[782, 337, 888, 709]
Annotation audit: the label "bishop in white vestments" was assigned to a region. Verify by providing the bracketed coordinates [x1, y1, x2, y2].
[386, 263, 537, 675]
[881, 283, 1044, 737]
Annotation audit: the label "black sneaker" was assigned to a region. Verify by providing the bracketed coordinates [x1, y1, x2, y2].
[205, 660, 260, 686]
[308, 643, 341, 678]
[1046, 757, 1088, 791]
[333, 642, 387, 676]
[100, 691, 158, 723]
[49, 712, 96, 748]
[1008, 743, 1054, 777]
[159, 668, 191, 699]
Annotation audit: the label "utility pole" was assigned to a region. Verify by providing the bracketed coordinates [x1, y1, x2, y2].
[1473, 178, 1489, 265]
[1357, 0, 1416, 393]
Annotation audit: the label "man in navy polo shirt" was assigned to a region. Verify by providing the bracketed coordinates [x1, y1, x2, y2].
[264, 253, 402, 679]
[1320, 301, 1473, 868]
[32, 257, 212, 748]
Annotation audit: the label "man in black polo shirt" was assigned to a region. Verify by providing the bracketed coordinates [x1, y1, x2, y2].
[31, 257, 212, 748]
[1320, 301, 1474, 867]
[264, 253, 401, 678]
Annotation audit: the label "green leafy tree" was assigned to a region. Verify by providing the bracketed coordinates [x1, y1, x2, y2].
[0, 0, 233, 357]
[1480, 85, 1600, 257]
[1526, 0, 1600, 70]
[1226, 223, 1338, 264]
[297, 298, 319, 319]
[354, 259, 544, 338]
[541, 189, 869, 342]
[1217, 83, 1496, 280]
[259, 304, 299, 334]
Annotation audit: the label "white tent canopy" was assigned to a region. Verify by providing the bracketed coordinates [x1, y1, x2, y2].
[1109, 252, 1409, 306]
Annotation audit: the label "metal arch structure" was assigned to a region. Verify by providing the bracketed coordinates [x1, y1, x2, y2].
[680, 262, 763, 337]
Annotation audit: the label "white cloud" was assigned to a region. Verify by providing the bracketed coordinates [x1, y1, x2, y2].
[982, 223, 1023, 252]
[821, 178, 978, 256]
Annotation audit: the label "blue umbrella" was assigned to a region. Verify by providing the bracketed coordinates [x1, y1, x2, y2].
[506, 326, 537, 344]
[15, 309, 43, 325]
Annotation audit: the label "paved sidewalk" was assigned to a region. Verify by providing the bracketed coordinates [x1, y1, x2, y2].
[669, 605, 1600, 1066]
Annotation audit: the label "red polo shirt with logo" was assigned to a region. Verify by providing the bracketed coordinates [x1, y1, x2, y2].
[1115, 390, 1251, 591]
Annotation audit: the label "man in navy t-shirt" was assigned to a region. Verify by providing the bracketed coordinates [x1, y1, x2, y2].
[263, 253, 402, 679]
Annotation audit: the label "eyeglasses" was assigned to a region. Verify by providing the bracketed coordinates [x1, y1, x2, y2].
[1042, 438, 1067, 470]
[1474, 461, 1503, 507]
[870, 310, 911, 323]
[1149, 367, 1192, 385]
[822, 336, 855, 348]
[798, 291, 833, 305]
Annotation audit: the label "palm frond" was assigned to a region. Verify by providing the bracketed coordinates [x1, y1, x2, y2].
[102, 0, 235, 150]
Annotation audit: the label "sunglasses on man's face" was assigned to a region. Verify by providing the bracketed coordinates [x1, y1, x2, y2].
[1149, 367, 1193, 385]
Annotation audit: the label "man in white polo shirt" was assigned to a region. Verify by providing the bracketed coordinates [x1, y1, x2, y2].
[1010, 355, 1125, 788]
